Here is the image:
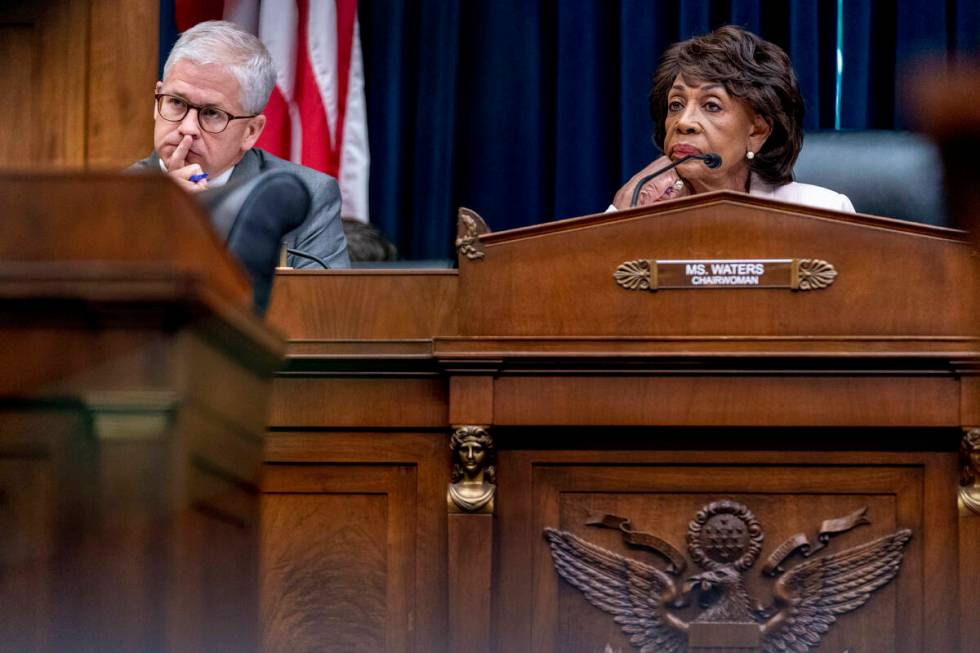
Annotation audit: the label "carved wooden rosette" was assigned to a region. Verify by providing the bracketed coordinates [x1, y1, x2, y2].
[456, 207, 489, 261]
[687, 499, 763, 572]
[792, 258, 837, 290]
[613, 259, 654, 290]
[960, 429, 980, 516]
[448, 425, 496, 514]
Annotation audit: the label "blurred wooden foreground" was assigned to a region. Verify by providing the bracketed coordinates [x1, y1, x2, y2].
[5, 2, 980, 651]
[0, 174, 281, 653]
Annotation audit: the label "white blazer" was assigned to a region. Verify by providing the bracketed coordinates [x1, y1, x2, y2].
[748, 173, 855, 212]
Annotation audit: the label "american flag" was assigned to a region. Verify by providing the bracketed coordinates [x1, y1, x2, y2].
[174, 0, 370, 222]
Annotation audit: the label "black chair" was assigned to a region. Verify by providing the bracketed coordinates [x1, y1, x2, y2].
[793, 130, 946, 226]
[199, 171, 310, 315]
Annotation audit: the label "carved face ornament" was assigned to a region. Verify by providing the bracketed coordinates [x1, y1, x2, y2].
[458, 439, 486, 474]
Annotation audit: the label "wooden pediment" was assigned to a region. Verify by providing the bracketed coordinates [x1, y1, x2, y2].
[453, 191, 979, 355]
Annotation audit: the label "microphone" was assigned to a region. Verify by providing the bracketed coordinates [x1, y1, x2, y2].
[700, 153, 722, 168]
[629, 153, 723, 207]
[285, 247, 331, 269]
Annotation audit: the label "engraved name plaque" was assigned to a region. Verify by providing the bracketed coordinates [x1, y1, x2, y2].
[614, 258, 836, 292]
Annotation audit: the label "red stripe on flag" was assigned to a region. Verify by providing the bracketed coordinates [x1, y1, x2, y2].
[174, 0, 223, 32]
[256, 85, 292, 161]
[295, 0, 333, 175]
[333, 0, 357, 176]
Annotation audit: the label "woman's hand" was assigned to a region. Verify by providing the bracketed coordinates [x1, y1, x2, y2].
[611, 155, 689, 209]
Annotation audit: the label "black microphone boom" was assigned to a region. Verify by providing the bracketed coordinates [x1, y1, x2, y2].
[629, 152, 723, 207]
[286, 247, 331, 269]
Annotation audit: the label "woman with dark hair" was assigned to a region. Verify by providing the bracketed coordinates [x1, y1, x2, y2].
[612, 25, 853, 212]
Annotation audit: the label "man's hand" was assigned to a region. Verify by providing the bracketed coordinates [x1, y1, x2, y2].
[166, 135, 209, 192]
[611, 155, 688, 210]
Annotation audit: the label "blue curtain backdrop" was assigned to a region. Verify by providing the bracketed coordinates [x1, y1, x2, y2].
[160, 0, 980, 260]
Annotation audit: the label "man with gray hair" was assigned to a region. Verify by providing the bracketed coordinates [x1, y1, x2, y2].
[132, 20, 349, 268]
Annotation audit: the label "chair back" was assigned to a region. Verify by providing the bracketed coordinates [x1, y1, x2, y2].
[794, 130, 946, 225]
[200, 171, 310, 314]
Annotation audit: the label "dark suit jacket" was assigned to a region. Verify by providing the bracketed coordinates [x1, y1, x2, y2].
[131, 148, 350, 269]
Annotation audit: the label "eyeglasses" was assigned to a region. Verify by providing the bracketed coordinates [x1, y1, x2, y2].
[154, 94, 256, 134]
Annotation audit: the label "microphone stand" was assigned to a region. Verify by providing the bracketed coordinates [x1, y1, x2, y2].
[629, 153, 721, 207]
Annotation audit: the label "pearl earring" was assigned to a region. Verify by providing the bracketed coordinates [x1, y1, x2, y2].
[673, 179, 684, 190]
[746, 151, 755, 160]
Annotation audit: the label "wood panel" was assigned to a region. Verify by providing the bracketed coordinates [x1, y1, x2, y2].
[0, 1, 86, 168]
[171, 480, 260, 653]
[268, 270, 458, 340]
[262, 485, 393, 652]
[457, 196, 979, 339]
[32, 0, 88, 167]
[0, 409, 81, 653]
[87, 0, 157, 168]
[449, 375, 494, 426]
[914, 63, 980, 652]
[494, 448, 957, 653]
[0, 455, 54, 652]
[0, 398, 262, 653]
[0, 0, 156, 171]
[448, 514, 493, 653]
[961, 515, 980, 648]
[493, 375, 960, 427]
[269, 377, 448, 428]
[263, 433, 450, 653]
[0, 24, 34, 165]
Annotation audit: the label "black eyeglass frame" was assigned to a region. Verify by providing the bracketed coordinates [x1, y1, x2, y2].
[154, 93, 257, 134]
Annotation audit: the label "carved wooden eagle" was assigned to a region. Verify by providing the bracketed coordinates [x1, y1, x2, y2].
[544, 504, 911, 653]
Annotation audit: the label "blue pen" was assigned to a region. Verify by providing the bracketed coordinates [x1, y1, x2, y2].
[189, 172, 209, 183]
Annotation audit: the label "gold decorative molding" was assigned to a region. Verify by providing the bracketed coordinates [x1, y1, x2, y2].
[545, 500, 911, 653]
[455, 208, 489, 261]
[448, 426, 495, 513]
[613, 259, 654, 291]
[792, 258, 838, 290]
[960, 429, 980, 516]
